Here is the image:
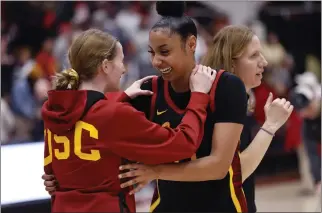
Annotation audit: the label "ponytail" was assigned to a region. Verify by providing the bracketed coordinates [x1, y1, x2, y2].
[54, 68, 80, 90]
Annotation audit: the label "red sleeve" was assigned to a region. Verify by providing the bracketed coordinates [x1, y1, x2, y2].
[107, 92, 209, 164]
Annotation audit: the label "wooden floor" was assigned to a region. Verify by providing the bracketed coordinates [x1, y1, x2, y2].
[135, 180, 321, 212]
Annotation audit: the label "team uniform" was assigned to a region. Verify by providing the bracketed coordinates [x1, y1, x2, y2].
[131, 70, 248, 212]
[42, 89, 209, 213]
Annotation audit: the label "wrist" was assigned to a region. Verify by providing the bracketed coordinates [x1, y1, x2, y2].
[262, 122, 278, 134]
[124, 90, 134, 99]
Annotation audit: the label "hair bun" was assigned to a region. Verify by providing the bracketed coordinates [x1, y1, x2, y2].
[156, 1, 186, 18]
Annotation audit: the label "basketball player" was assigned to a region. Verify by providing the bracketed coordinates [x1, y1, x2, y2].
[41, 29, 216, 212]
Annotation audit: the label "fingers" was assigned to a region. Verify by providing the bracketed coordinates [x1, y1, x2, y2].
[192, 64, 198, 75]
[118, 169, 144, 179]
[279, 98, 286, 105]
[287, 105, 294, 114]
[119, 164, 142, 171]
[271, 97, 294, 116]
[137, 75, 158, 84]
[129, 183, 146, 195]
[206, 66, 212, 77]
[46, 186, 56, 192]
[44, 180, 56, 187]
[201, 65, 208, 75]
[284, 101, 291, 109]
[49, 191, 55, 196]
[42, 174, 55, 181]
[138, 90, 153, 96]
[120, 178, 141, 188]
[265, 92, 273, 107]
[210, 68, 217, 79]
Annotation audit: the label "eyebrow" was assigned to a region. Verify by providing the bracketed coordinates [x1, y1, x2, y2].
[148, 44, 168, 49]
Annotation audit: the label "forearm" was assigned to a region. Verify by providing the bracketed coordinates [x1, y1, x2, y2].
[240, 122, 277, 182]
[155, 156, 227, 181]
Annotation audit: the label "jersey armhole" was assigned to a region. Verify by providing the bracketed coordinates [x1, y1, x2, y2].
[209, 69, 225, 113]
[149, 76, 159, 121]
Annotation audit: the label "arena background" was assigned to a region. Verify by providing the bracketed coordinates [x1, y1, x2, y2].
[1, 1, 321, 212]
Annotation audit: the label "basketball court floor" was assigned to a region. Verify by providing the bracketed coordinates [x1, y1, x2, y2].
[135, 180, 321, 212]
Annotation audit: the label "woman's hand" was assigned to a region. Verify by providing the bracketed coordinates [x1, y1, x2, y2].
[190, 65, 216, 93]
[41, 174, 57, 196]
[119, 164, 159, 195]
[124, 75, 157, 99]
[263, 92, 294, 133]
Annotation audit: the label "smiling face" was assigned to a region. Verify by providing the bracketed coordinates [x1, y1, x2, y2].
[148, 29, 196, 82]
[234, 35, 268, 90]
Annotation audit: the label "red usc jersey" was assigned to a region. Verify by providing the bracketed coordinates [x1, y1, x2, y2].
[42, 89, 209, 212]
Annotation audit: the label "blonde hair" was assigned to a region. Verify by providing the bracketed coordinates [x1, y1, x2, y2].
[54, 29, 118, 90]
[201, 25, 254, 74]
[202, 25, 255, 111]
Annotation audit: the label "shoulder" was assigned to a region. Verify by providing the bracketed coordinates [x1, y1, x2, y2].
[140, 78, 153, 91]
[211, 71, 248, 124]
[216, 71, 246, 95]
[140, 76, 164, 91]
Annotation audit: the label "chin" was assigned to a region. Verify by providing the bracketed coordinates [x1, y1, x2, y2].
[160, 73, 172, 81]
[253, 80, 262, 88]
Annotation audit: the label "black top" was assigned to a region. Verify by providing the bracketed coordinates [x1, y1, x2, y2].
[131, 71, 247, 123]
[131, 72, 248, 212]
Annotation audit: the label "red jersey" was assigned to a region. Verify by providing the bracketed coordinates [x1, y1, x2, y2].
[42, 89, 209, 213]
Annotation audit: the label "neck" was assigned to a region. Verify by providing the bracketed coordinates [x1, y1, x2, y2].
[246, 87, 251, 94]
[170, 62, 196, 93]
[79, 78, 106, 94]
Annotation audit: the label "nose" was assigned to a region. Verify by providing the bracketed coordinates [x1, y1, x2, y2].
[151, 55, 162, 68]
[260, 53, 268, 67]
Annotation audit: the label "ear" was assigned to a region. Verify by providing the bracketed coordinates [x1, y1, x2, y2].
[186, 35, 197, 53]
[101, 59, 111, 74]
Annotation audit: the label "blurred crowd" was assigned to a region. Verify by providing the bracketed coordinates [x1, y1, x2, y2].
[1, 1, 321, 165]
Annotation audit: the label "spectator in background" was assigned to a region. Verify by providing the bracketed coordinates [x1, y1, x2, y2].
[290, 72, 321, 195]
[36, 37, 57, 80]
[11, 46, 40, 141]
